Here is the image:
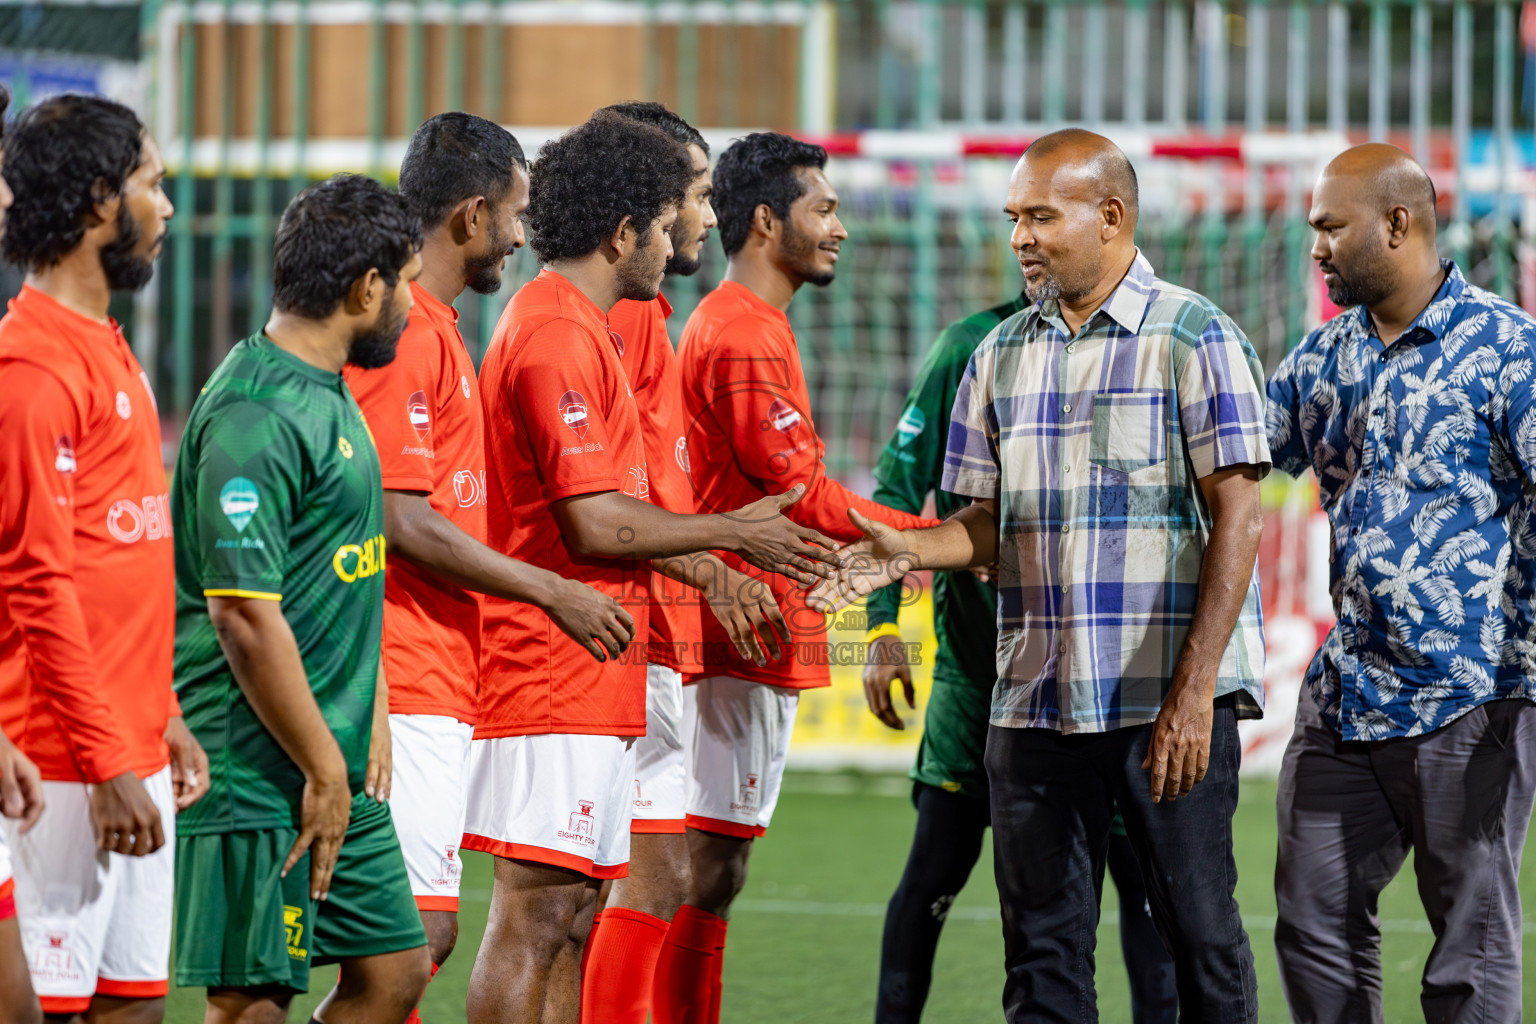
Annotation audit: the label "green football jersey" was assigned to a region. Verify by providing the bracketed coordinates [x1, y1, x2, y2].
[866, 294, 1029, 687]
[172, 333, 386, 835]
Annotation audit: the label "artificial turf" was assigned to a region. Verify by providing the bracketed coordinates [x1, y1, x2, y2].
[162, 774, 1536, 1023]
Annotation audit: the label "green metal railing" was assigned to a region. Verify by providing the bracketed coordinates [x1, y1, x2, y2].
[70, 1, 1529, 474]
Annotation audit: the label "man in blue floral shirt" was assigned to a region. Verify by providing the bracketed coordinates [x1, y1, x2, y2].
[1266, 144, 1536, 1023]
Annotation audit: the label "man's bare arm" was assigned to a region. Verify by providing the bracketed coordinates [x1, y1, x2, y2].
[1141, 465, 1265, 803]
[806, 499, 999, 613]
[206, 595, 351, 898]
[551, 485, 837, 584]
[384, 490, 634, 660]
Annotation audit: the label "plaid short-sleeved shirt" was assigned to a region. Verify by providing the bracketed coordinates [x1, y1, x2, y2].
[942, 252, 1270, 733]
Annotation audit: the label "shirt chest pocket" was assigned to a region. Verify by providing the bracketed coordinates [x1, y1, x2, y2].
[1089, 392, 1169, 473]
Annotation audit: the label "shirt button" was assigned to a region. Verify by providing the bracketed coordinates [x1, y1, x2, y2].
[1062, 403, 1073, 414]
[1063, 524, 1071, 534]
[1066, 343, 1077, 354]
[1063, 464, 1070, 472]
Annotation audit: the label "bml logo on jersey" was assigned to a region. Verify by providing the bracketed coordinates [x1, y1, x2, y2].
[453, 470, 486, 508]
[332, 533, 386, 583]
[558, 800, 597, 847]
[107, 494, 172, 544]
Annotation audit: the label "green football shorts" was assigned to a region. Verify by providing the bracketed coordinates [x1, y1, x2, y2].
[911, 669, 992, 804]
[174, 794, 426, 990]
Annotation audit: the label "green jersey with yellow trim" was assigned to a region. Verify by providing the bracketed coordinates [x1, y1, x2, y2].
[172, 333, 386, 835]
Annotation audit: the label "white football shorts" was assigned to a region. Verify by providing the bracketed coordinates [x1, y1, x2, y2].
[683, 676, 799, 838]
[5, 765, 175, 1014]
[462, 732, 636, 878]
[388, 714, 474, 911]
[633, 665, 687, 833]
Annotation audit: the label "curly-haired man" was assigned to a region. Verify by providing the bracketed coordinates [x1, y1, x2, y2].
[463, 112, 839, 1024]
[0, 92, 205, 1024]
[663, 133, 939, 1024]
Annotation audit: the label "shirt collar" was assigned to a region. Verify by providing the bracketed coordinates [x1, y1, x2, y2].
[1351, 259, 1464, 342]
[1036, 250, 1156, 336]
[409, 279, 459, 327]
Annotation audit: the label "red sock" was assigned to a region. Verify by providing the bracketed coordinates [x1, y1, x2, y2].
[706, 921, 727, 1024]
[578, 906, 669, 1024]
[580, 910, 603, 985]
[652, 905, 726, 1024]
[403, 962, 439, 1024]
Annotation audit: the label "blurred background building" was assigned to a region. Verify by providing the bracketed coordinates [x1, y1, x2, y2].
[4, 0, 1526, 769]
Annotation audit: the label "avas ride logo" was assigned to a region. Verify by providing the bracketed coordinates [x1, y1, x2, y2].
[332, 533, 386, 583]
[406, 391, 431, 441]
[559, 390, 589, 438]
[220, 477, 259, 532]
[54, 435, 76, 475]
[765, 398, 803, 444]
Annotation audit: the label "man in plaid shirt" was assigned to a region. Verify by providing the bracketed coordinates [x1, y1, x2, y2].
[810, 129, 1269, 1023]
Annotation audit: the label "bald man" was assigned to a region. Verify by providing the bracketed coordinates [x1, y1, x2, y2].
[808, 128, 1269, 1022]
[1267, 144, 1536, 1023]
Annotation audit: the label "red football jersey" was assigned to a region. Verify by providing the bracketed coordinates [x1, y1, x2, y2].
[609, 294, 704, 675]
[0, 286, 176, 783]
[477, 269, 651, 737]
[344, 281, 485, 724]
[676, 281, 938, 689]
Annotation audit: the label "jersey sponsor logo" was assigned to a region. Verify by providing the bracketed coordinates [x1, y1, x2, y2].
[332, 533, 386, 583]
[407, 390, 431, 441]
[731, 773, 761, 813]
[284, 905, 308, 960]
[896, 406, 926, 446]
[338, 436, 355, 459]
[608, 329, 626, 357]
[461, 375, 472, 399]
[107, 493, 172, 543]
[54, 435, 76, 475]
[431, 845, 463, 887]
[764, 398, 804, 445]
[453, 469, 486, 508]
[115, 390, 132, 419]
[674, 436, 690, 474]
[623, 464, 650, 500]
[634, 778, 651, 810]
[559, 390, 590, 438]
[220, 477, 260, 532]
[558, 799, 598, 847]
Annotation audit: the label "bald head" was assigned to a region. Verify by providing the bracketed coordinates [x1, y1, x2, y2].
[1006, 128, 1140, 309]
[1318, 143, 1437, 239]
[1308, 143, 1442, 311]
[1022, 128, 1140, 228]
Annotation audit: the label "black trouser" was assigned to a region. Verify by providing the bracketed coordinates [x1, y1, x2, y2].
[986, 698, 1257, 1024]
[875, 782, 1178, 1023]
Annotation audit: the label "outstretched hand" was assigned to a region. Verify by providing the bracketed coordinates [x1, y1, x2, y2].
[729, 485, 841, 586]
[805, 509, 918, 613]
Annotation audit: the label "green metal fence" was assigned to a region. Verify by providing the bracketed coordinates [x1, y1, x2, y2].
[2, 0, 1529, 477]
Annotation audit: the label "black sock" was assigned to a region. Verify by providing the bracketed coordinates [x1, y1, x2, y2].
[875, 782, 991, 1024]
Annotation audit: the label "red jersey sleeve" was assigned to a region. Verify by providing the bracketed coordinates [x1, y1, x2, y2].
[0, 361, 135, 783]
[706, 315, 937, 542]
[345, 320, 442, 493]
[511, 321, 628, 501]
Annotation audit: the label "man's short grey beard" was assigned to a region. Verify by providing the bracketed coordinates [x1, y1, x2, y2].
[1027, 275, 1062, 303]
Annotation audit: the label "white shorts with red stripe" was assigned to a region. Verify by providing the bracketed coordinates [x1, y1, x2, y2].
[5, 766, 175, 1013]
[632, 664, 686, 834]
[683, 676, 799, 838]
[462, 732, 636, 879]
[389, 714, 474, 912]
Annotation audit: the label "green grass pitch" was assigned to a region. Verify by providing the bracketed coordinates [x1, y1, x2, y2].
[162, 774, 1536, 1022]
